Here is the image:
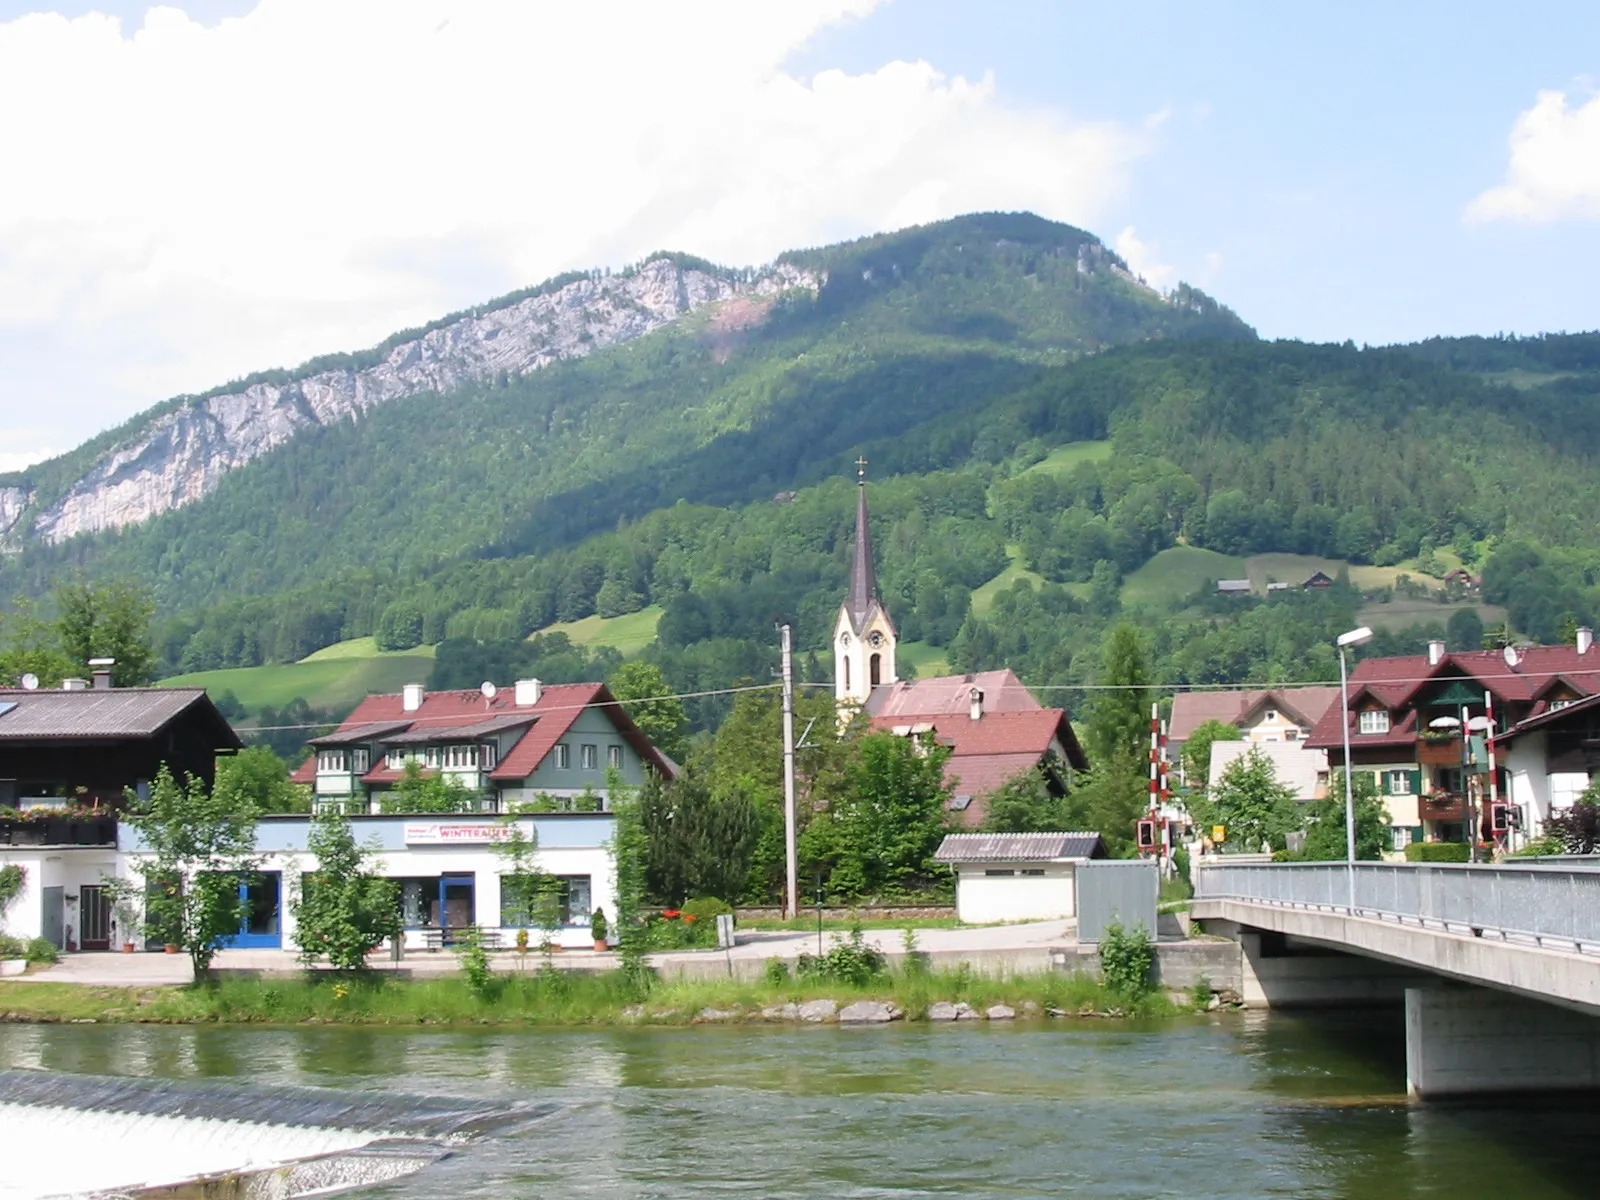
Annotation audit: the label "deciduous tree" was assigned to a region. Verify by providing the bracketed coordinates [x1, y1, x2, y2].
[290, 811, 399, 970]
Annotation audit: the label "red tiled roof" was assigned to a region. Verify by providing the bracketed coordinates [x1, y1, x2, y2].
[288, 683, 677, 785]
[290, 756, 316, 785]
[866, 669, 1041, 718]
[1305, 644, 1600, 750]
[1167, 686, 1341, 741]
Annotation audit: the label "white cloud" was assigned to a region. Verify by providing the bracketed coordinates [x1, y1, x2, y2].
[0, 0, 1153, 457]
[1466, 89, 1600, 224]
[0, 446, 58, 474]
[1114, 225, 1178, 292]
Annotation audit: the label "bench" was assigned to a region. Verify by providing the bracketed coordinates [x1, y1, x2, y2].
[421, 926, 502, 951]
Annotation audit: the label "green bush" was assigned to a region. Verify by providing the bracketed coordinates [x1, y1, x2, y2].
[590, 907, 609, 944]
[1098, 922, 1155, 1000]
[681, 896, 733, 923]
[763, 957, 790, 986]
[24, 937, 58, 965]
[796, 922, 886, 986]
[1404, 841, 1471, 863]
[0, 934, 24, 959]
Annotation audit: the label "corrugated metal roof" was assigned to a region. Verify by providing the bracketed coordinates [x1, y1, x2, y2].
[0, 688, 232, 741]
[934, 831, 1105, 863]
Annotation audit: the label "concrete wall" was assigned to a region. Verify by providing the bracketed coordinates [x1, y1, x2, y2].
[953, 863, 1075, 923]
[1054, 940, 1243, 994]
[1406, 985, 1600, 1097]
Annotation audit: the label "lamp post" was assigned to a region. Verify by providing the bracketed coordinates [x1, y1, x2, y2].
[1336, 626, 1374, 911]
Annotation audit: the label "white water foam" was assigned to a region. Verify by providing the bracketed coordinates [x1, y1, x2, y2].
[0, 1102, 382, 1199]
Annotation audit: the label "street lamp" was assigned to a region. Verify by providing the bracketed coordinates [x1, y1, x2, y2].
[1337, 627, 1373, 910]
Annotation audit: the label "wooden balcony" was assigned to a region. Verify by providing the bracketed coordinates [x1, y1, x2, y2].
[1418, 737, 1464, 766]
[1419, 794, 1467, 822]
[0, 815, 118, 846]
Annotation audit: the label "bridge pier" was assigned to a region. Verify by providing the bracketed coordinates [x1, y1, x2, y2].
[1406, 986, 1600, 1098]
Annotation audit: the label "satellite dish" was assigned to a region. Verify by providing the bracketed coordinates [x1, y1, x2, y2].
[20, 673, 38, 691]
[480, 681, 498, 700]
[1503, 644, 1521, 668]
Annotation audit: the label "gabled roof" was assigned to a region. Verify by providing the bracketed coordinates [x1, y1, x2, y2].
[867, 669, 1041, 718]
[0, 687, 239, 747]
[1168, 686, 1341, 742]
[289, 682, 678, 785]
[1498, 690, 1600, 744]
[934, 831, 1106, 863]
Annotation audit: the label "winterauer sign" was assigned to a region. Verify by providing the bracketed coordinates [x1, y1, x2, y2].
[403, 823, 516, 845]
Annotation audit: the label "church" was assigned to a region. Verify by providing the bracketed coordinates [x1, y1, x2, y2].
[833, 463, 1089, 828]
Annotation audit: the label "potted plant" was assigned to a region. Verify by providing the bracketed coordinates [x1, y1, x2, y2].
[591, 906, 609, 952]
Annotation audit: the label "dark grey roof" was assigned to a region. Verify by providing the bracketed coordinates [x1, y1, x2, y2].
[0, 688, 238, 745]
[307, 720, 415, 747]
[934, 831, 1106, 863]
[381, 713, 537, 745]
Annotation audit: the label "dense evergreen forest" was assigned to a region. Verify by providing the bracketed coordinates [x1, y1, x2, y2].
[4, 212, 1600, 743]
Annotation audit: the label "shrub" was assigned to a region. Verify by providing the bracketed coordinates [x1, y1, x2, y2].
[796, 922, 886, 986]
[1404, 841, 1470, 863]
[681, 897, 733, 923]
[456, 928, 495, 998]
[590, 907, 609, 944]
[1098, 922, 1155, 1000]
[23, 937, 58, 965]
[764, 957, 790, 986]
[1189, 975, 1215, 1010]
[0, 934, 24, 959]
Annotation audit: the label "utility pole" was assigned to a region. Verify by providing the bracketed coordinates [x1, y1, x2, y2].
[781, 623, 798, 920]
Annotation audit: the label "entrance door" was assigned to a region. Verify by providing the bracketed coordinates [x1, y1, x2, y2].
[226, 873, 283, 949]
[439, 874, 475, 942]
[40, 887, 64, 950]
[79, 885, 112, 950]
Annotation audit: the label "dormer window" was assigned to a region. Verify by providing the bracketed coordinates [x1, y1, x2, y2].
[1358, 709, 1391, 735]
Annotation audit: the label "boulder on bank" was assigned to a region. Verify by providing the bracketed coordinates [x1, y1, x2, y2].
[761, 1003, 801, 1021]
[838, 1000, 902, 1024]
[696, 1007, 739, 1022]
[927, 1001, 978, 1021]
[986, 1004, 1016, 1021]
[798, 998, 838, 1023]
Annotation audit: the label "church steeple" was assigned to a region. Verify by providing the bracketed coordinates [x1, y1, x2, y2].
[846, 456, 878, 633]
[834, 457, 896, 706]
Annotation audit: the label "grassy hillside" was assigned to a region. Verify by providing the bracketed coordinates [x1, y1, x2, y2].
[971, 546, 1048, 617]
[160, 652, 433, 712]
[300, 636, 437, 662]
[1021, 440, 1114, 476]
[1121, 547, 1247, 608]
[535, 606, 663, 657]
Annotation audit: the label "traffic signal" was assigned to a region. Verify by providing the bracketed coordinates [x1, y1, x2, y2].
[1136, 818, 1159, 852]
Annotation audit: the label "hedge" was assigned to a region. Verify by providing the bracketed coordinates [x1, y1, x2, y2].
[1404, 841, 1471, 863]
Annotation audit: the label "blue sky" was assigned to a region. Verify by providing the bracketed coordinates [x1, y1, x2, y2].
[0, 0, 1596, 468]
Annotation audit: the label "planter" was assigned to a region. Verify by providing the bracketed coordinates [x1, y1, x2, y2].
[0, 959, 26, 977]
[164, 943, 179, 954]
[594, 939, 609, 952]
[122, 942, 136, 953]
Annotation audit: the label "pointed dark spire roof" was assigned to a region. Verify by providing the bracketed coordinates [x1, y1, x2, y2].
[847, 456, 878, 632]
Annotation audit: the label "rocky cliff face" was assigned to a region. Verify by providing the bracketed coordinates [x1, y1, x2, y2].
[3, 259, 817, 545]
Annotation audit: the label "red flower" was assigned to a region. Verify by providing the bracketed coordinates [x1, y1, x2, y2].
[662, 909, 681, 919]
[683, 914, 698, 923]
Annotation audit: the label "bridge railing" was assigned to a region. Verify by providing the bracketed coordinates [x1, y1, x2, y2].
[1194, 860, 1600, 954]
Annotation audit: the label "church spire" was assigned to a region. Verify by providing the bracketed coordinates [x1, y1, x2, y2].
[847, 456, 877, 631]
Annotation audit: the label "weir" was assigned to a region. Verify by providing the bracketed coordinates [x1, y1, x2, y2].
[0, 1070, 559, 1199]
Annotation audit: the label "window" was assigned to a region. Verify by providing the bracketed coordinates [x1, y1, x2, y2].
[482, 743, 497, 769]
[1358, 709, 1391, 735]
[1392, 826, 1416, 851]
[352, 748, 369, 774]
[1265, 709, 1278, 722]
[387, 750, 406, 769]
[424, 746, 440, 768]
[1386, 770, 1414, 795]
[607, 744, 623, 769]
[443, 744, 479, 769]
[1020, 868, 1046, 877]
[1550, 698, 1574, 712]
[984, 868, 1015, 876]
[581, 744, 598, 770]
[316, 749, 348, 773]
[1284, 729, 1299, 742]
[555, 743, 570, 769]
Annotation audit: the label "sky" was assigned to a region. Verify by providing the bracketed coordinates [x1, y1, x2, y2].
[0, 0, 1597, 473]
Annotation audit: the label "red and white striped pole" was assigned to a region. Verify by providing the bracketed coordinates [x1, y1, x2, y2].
[1486, 690, 1503, 848]
[1149, 703, 1161, 816]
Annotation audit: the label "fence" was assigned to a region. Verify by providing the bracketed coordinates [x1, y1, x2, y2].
[1077, 859, 1158, 944]
[1196, 860, 1600, 953]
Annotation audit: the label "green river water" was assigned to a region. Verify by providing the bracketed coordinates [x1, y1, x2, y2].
[3, 1010, 1594, 1198]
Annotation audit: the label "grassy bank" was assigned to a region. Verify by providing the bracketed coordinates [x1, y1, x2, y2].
[0, 968, 1189, 1027]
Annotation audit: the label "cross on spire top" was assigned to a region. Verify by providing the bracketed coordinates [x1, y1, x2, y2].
[856, 455, 868, 483]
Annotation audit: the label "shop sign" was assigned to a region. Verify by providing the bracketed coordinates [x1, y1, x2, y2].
[403, 823, 515, 845]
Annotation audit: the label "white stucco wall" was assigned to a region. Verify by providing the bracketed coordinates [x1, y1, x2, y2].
[953, 862, 1077, 924]
[0, 848, 123, 947]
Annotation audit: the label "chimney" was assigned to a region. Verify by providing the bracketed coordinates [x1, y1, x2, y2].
[969, 687, 985, 722]
[402, 683, 425, 713]
[515, 678, 543, 707]
[62, 678, 89, 691]
[1428, 640, 1446, 666]
[88, 657, 115, 690]
[1579, 627, 1594, 657]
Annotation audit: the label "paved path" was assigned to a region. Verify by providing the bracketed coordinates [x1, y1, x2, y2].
[13, 919, 1077, 987]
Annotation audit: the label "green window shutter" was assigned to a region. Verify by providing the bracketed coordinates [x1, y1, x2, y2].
[1409, 769, 1422, 794]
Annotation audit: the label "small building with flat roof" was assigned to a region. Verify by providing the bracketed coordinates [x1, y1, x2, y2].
[934, 831, 1106, 924]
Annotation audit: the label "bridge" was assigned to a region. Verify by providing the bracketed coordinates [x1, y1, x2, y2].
[1192, 860, 1600, 1097]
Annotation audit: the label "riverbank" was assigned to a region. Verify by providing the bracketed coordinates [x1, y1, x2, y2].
[0, 967, 1201, 1026]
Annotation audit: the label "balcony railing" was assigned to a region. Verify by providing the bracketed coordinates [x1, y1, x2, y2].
[1419, 793, 1467, 822]
[0, 815, 118, 847]
[1196, 859, 1600, 953]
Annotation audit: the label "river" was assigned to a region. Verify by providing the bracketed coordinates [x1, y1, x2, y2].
[2, 1010, 1595, 1198]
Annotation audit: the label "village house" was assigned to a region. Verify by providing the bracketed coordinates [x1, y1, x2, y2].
[290, 679, 676, 812]
[934, 831, 1107, 923]
[834, 465, 1089, 827]
[1305, 631, 1600, 849]
[1207, 739, 1330, 803]
[1168, 685, 1342, 771]
[0, 678, 239, 950]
